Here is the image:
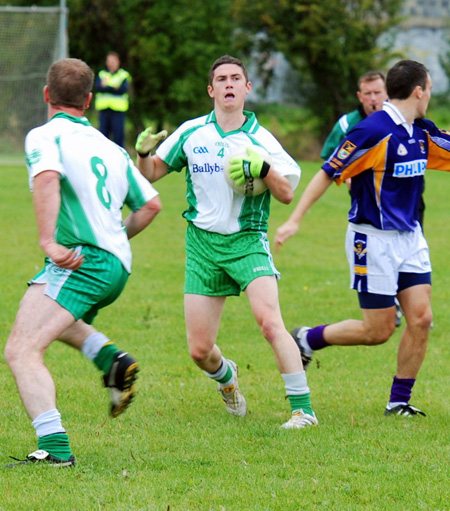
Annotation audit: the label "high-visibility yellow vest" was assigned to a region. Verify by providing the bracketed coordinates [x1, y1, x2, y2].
[95, 68, 131, 112]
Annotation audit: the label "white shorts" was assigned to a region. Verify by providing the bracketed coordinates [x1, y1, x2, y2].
[345, 223, 431, 296]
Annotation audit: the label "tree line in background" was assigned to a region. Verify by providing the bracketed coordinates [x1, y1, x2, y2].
[2, 0, 407, 141]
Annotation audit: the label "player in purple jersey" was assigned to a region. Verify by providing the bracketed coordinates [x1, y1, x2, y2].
[275, 60, 450, 417]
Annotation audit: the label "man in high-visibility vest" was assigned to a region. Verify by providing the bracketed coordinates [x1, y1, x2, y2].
[95, 52, 131, 148]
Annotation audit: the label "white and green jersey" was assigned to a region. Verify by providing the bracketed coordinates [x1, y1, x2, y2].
[25, 113, 158, 273]
[156, 110, 300, 234]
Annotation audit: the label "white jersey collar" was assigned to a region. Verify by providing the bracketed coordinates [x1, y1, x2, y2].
[383, 101, 414, 137]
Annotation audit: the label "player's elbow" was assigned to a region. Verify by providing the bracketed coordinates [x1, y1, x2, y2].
[135, 196, 162, 232]
[145, 196, 162, 220]
[274, 187, 294, 204]
[283, 188, 294, 204]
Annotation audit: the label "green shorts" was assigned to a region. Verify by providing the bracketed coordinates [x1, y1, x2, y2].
[30, 245, 129, 324]
[185, 223, 279, 296]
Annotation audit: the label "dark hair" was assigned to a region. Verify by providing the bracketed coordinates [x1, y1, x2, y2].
[209, 55, 248, 86]
[386, 60, 429, 100]
[47, 58, 94, 109]
[357, 71, 385, 90]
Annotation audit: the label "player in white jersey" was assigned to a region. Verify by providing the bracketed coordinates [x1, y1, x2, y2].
[136, 55, 317, 429]
[5, 58, 161, 467]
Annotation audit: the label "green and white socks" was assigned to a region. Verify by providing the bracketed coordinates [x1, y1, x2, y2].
[32, 408, 73, 461]
[282, 371, 315, 417]
[82, 332, 119, 374]
[205, 356, 234, 386]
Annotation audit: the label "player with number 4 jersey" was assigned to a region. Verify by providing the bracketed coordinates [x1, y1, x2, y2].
[156, 111, 300, 234]
[136, 55, 317, 430]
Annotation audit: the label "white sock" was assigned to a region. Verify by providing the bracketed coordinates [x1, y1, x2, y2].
[204, 356, 232, 384]
[32, 409, 65, 438]
[282, 371, 310, 395]
[82, 332, 110, 360]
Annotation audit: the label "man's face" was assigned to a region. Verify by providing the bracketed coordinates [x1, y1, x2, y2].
[106, 54, 120, 73]
[207, 63, 251, 111]
[357, 78, 388, 116]
[417, 74, 432, 119]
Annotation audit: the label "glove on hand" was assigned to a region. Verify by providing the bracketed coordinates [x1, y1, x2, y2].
[135, 127, 168, 157]
[228, 146, 270, 185]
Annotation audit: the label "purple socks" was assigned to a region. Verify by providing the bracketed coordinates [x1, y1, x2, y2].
[306, 325, 330, 351]
[389, 376, 415, 404]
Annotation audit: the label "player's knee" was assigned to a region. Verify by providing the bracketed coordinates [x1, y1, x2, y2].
[364, 324, 395, 345]
[188, 344, 212, 364]
[4, 337, 22, 368]
[408, 307, 433, 331]
[422, 310, 433, 330]
[258, 318, 282, 345]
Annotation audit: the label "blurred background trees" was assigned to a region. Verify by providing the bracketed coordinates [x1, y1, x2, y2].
[5, 0, 450, 159]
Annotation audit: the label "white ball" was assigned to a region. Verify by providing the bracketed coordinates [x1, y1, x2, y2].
[224, 145, 271, 197]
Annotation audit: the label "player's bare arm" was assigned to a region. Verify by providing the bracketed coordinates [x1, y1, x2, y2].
[137, 154, 169, 183]
[263, 167, 294, 204]
[123, 196, 162, 239]
[32, 170, 84, 270]
[274, 169, 333, 250]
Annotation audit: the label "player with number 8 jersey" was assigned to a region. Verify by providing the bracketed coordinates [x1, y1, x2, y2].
[25, 112, 156, 273]
[5, 58, 161, 467]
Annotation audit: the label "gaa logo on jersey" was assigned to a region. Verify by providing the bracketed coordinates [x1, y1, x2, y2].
[193, 146, 209, 154]
[337, 140, 356, 160]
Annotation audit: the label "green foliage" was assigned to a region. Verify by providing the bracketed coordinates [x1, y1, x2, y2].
[1, 0, 409, 147]
[428, 94, 450, 129]
[67, 0, 242, 134]
[1, 161, 449, 510]
[234, 0, 406, 134]
[250, 103, 323, 160]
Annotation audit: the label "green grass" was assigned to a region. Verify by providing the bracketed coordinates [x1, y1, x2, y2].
[0, 162, 449, 511]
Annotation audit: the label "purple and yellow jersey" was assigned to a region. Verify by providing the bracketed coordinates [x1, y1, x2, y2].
[322, 102, 450, 231]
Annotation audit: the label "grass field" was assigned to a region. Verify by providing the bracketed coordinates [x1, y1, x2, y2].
[0, 160, 449, 511]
